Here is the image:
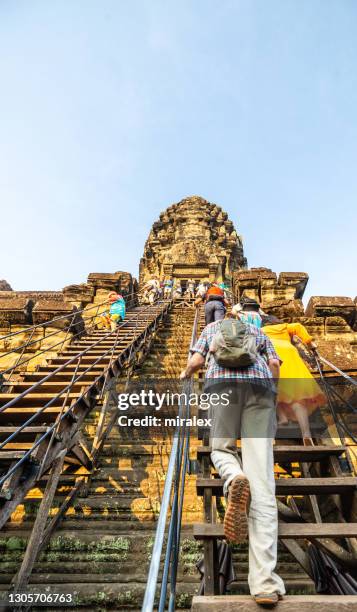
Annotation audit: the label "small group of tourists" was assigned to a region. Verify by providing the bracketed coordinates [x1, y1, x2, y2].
[180, 289, 325, 607]
[147, 277, 218, 301]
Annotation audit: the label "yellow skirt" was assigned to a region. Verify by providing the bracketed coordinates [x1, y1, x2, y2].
[272, 339, 325, 415]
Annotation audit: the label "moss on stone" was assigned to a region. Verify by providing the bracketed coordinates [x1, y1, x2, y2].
[46, 535, 130, 561]
[176, 592, 191, 608]
[4, 536, 26, 551]
[180, 539, 201, 565]
[116, 589, 137, 605]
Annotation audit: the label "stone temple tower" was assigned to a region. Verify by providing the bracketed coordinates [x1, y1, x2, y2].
[139, 196, 247, 286]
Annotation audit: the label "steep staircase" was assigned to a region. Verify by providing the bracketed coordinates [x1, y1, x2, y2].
[0, 302, 172, 608]
[0, 304, 199, 609]
[1, 302, 357, 610]
[191, 339, 357, 610]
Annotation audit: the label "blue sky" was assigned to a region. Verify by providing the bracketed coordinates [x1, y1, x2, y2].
[0, 0, 356, 303]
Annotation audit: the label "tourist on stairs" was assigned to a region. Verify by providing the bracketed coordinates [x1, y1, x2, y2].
[232, 296, 263, 328]
[180, 314, 285, 606]
[143, 277, 160, 305]
[261, 315, 325, 446]
[203, 284, 228, 325]
[108, 292, 126, 331]
[173, 279, 182, 299]
[185, 278, 196, 299]
[195, 280, 208, 301]
[163, 277, 173, 299]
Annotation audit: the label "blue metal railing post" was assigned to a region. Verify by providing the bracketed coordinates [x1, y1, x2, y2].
[141, 307, 200, 612]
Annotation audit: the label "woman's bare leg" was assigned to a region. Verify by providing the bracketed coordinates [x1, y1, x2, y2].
[277, 405, 289, 426]
[291, 402, 312, 441]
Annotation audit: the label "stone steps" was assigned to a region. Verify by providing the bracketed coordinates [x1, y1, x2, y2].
[191, 595, 357, 611]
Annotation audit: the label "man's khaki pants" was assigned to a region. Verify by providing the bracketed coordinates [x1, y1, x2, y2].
[209, 381, 286, 597]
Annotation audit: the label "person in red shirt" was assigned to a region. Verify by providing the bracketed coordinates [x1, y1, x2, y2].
[204, 284, 228, 325]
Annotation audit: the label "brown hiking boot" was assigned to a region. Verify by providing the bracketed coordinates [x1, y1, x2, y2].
[223, 475, 250, 543]
[254, 592, 283, 607]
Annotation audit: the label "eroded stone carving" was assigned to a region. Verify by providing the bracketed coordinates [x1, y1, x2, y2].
[139, 196, 246, 285]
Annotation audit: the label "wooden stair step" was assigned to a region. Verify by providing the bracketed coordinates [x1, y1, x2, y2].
[196, 445, 346, 463]
[196, 477, 357, 496]
[49, 356, 111, 363]
[193, 522, 357, 540]
[37, 365, 105, 373]
[0, 407, 75, 423]
[8, 382, 99, 393]
[21, 373, 100, 382]
[63, 346, 130, 353]
[0, 426, 48, 442]
[73, 337, 133, 343]
[191, 595, 357, 611]
[0, 450, 26, 463]
[58, 350, 124, 358]
[0, 393, 82, 408]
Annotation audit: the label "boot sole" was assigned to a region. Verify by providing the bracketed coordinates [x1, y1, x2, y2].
[254, 594, 281, 607]
[223, 475, 250, 543]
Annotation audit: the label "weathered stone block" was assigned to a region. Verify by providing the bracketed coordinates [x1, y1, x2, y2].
[261, 298, 304, 319]
[278, 272, 308, 299]
[324, 316, 356, 342]
[306, 296, 355, 326]
[232, 268, 277, 303]
[62, 283, 95, 305]
[32, 300, 76, 329]
[0, 298, 33, 325]
[261, 286, 297, 305]
[0, 291, 18, 300]
[114, 271, 137, 299]
[314, 338, 357, 371]
[300, 317, 325, 338]
[232, 270, 260, 299]
[87, 272, 123, 292]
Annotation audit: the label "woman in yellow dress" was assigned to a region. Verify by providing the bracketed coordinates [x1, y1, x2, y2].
[261, 315, 325, 444]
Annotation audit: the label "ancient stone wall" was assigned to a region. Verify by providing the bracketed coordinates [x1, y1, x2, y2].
[0, 271, 137, 377]
[232, 267, 357, 373]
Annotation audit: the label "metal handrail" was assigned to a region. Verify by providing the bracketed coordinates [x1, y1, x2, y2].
[0, 305, 100, 361]
[0, 290, 141, 374]
[0, 301, 171, 487]
[0, 302, 167, 429]
[316, 353, 357, 387]
[313, 351, 357, 448]
[142, 306, 200, 612]
[0, 308, 150, 412]
[0, 297, 108, 343]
